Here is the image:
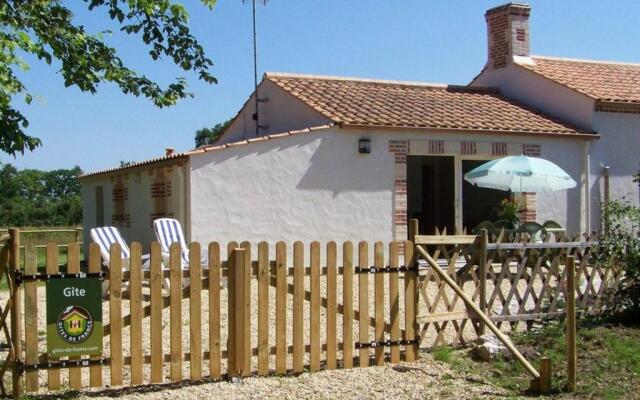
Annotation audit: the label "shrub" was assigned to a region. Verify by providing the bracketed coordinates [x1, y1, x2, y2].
[598, 198, 640, 318]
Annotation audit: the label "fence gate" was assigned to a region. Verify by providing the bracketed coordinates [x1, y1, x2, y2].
[412, 225, 620, 350]
[4, 233, 422, 397]
[414, 233, 482, 348]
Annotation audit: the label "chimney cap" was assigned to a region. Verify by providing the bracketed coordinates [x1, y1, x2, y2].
[165, 147, 176, 157]
[485, 2, 531, 17]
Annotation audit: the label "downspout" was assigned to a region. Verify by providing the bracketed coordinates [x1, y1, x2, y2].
[184, 160, 191, 243]
[583, 141, 591, 233]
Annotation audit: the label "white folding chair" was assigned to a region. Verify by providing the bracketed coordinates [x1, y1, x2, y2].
[90, 226, 152, 294]
[153, 218, 206, 288]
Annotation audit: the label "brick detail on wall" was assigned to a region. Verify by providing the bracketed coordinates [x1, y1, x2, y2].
[150, 181, 172, 198]
[151, 166, 173, 226]
[492, 142, 507, 156]
[111, 174, 131, 228]
[523, 143, 541, 156]
[428, 140, 445, 154]
[521, 193, 537, 222]
[521, 143, 540, 222]
[460, 141, 477, 155]
[389, 140, 408, 250]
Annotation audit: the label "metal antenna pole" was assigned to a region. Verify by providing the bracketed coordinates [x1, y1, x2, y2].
[252, 0, 259, 138]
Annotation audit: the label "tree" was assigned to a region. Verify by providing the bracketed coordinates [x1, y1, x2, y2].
[0, 163, 83, 226]
[0, 0, 218, 156]
[195, 119, 232, 148]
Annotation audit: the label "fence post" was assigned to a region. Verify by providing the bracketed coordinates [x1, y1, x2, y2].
[479, 229, 489, 336]
[404, 240, 419, 361]
[566, 256, 577, 392]
[408, 219, 419, 243]
[231, 248, 248, 378]
[9, 228, 22, 399]
[539, 357, 552, 394]
[406, 220, 419, 361]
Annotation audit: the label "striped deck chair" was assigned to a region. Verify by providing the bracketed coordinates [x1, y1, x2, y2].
[90, 226, 152, 294]
[153, 218, 207, 288]
[90, 226, 131, 266]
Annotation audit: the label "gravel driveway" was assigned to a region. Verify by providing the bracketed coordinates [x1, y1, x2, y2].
[77, 351, 508, 400]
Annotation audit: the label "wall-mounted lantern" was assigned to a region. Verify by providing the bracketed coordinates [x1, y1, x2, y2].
[358, 138, 371, 154]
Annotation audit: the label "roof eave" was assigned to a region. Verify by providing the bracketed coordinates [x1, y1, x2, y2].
[78, 154, 188, 180]
[339, 123, 599, 140]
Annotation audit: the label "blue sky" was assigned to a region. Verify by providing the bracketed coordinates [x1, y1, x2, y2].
[3, 0, 639, 172]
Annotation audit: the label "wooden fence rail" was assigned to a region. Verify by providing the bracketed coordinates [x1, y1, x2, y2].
[1, 227, 619, 396]
[9, 238, 420, 394]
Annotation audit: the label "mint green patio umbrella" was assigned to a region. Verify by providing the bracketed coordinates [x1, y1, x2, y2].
[464, 155, 577, 193]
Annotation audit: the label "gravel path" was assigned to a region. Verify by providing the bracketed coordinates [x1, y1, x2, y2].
[7, 271, 527, 388]
[76, 351, 509, 400]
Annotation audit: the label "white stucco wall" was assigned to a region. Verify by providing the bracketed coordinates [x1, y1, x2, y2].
[81, 177, 114, 254]
[190, 128, 394, 260]
[472, 63, 595, 131]
[590, 112, 640, 228]
[530, 138, 588, 234]
[189, 127, 588, 261]
[473, 61, 640, 233]
[220, 79, 331, 144]
[81, 161, 188, 255]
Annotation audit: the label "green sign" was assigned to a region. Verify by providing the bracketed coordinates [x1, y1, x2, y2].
[46, 277, 103, 357]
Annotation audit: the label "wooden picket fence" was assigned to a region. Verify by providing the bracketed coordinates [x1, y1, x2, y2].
[0, 226, 621, 397]
[5, 235, 420, 396]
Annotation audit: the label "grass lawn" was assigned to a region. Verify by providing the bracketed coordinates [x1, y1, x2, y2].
[0, 227, 84, 291]
[432, 320, 640, 399]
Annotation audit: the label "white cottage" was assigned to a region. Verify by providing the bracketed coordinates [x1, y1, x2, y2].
[80, 2, 639, 255]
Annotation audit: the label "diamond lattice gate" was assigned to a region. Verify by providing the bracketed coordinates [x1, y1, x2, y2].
[413, 228, 620, 349]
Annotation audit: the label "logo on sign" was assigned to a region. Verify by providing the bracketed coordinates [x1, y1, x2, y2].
[56, 305, 94, 344]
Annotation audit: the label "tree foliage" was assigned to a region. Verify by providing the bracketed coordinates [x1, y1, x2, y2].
[599, 198, 640, 319]
[194, 118, 231, 148]
[0, 0, 218, 156]
[0, 163, 83, 226]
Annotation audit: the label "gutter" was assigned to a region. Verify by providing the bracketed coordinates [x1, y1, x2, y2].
[339, 123, 599, 140]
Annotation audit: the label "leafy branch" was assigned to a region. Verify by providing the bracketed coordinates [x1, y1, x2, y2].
[0, 0, 218, 155]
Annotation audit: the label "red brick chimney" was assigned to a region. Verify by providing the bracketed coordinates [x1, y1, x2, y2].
[485, 3, 531, 69]
[165, 147, 176, 157]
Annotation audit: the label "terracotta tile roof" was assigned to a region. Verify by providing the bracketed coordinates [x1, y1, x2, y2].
[519, 56, 640, 104]
[266, 72, 591, 136]
[79, 152, 187, 179]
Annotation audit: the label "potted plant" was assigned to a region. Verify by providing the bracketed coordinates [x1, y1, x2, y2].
[496, 197, 524, 229]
